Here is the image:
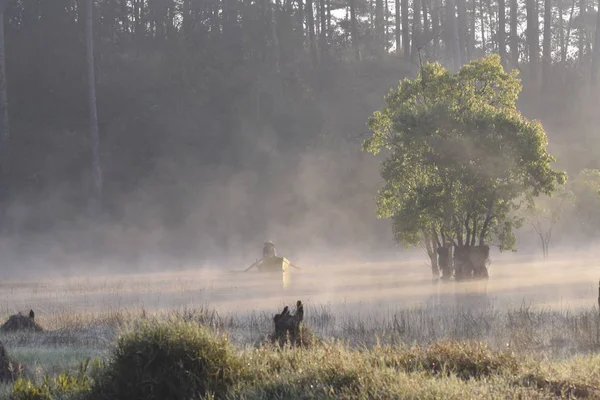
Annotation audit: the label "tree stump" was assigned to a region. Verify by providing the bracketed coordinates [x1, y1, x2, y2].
[453, 245, 490, 281]
[271, 300, 305, 347]
[438, 246, 452, 280]
[0, 341, 24, 382]
[0, 310, 43, 332]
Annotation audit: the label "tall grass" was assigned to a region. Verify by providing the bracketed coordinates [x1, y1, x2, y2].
[9, 317, 600, 400]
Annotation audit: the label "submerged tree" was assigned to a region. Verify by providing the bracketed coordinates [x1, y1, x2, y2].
[571, 169, 600, 236]
[363, 55, 566, 281]
[524, 187, 574, 259]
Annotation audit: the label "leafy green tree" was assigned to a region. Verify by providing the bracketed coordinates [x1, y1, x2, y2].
[363, 54, 566, 280]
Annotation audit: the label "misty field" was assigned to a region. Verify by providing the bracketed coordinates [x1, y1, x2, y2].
[2, 252, 600, 399]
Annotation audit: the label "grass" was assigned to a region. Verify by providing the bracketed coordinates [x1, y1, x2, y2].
[1, 257, 600, 398]
[7, 318, 600, 399]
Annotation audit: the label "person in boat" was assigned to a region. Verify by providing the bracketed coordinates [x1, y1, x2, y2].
[263, 241, 277, 259]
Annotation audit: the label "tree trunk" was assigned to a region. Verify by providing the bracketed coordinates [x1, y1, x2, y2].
[423, 233, 440, 278]
[376, 0, 384, 56]
[306, 0, 318, 66]
[270, 0, 282, 96]
[326, 0, 331, 35]
[591, 2, 600, 86]
[297, 0, 304, 38]
[412, 0, 422, 60]
[0, 0, 9, 222]
[166, 0, 174, 40]
[526, 0, 540, 84]
[485, 0, 496, 50]
[120, 0, 129, 33]
[479, 0, 486, 51]
[182, 0, 190, 37]
[319, 0, 327, 57]
[499, 0, 507, 64]
[579, 0, 586, 60]
[454, 245, 489, 281]
[542, 0, 552, 88]
[395, 0, 401, 54]
[438, 246, 452, 280]
[86, 0, 102, 214]
[431, 0, 440, 56]
[510, 0, 519, 66]
[446, 0, 461, 71]
[562, 0, 576, 63]
[351, 0, 360, 60]
[401, 0, 410, 57]
[558, 1, 564, 62]
[456, 0, 467, 64]
[468, 0, 475, 60]
[385, 0, 390, 49]
[422, 0, 430, 56]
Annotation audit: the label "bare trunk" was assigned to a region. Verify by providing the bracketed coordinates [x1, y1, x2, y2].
[485, 0, 495, 50]
[270, 0, 282, 96]
[456, 0, 467, 64]
[591, 1, 600, 86]
[86, 0, 102, 214]
[510, 0, 518, 65]
[395, 0, 401, 54]
[479, 0, 486, 51]
[385, 0, 390, 49]
[351, 0, 360, 60]
[412, 0, 422, 60]
[446, 0, 461, 71]
[499, 0, 507, 64]
[182, 0, 190, 36]
[120, 0, 130, 33]
[376, 0, 384, 56]
[319, 0, 327, 57]
[0, 0, 9, 223]
[542, 0, 552, 88]
[558, 4, 564, 62]
[422, 0, 430, 55]
[307, 0, 318, 66]
[467, 0, 475, 61]
[166, 0, 174, 40]
[401, 0, 410, 57]
[562, 0, 575, 63]
[579, 0, 586, 60]
[297, 0, 304, 38]
[431, 0, 440, 56]
[526, 0, 540, 84]
[326, 0, 331, 34]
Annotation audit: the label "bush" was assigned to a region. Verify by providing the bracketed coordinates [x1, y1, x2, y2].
[90, 319, 243, 400]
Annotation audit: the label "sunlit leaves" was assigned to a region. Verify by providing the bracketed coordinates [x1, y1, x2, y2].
[363, 55, 566, 251]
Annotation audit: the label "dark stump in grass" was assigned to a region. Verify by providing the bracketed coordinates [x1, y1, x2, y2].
[0, 310, 43, 332]
[270, 300, 314, 347]
[0, 341, 24, 382]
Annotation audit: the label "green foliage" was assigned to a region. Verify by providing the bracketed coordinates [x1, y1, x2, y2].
[363, 54, 566, 252]
[89, 319, 244, 400]
[10, 359, 96, 400]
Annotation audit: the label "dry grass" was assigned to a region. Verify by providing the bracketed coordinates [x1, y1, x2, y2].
[1, 254, 600, 398]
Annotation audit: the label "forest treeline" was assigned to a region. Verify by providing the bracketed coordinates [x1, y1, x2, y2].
[0, 0, 598, 265]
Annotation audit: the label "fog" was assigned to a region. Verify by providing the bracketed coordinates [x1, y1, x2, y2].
[0, 0, 598, 306]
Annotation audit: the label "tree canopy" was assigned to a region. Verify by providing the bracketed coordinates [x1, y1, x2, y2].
[363, 55, 567, 258]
